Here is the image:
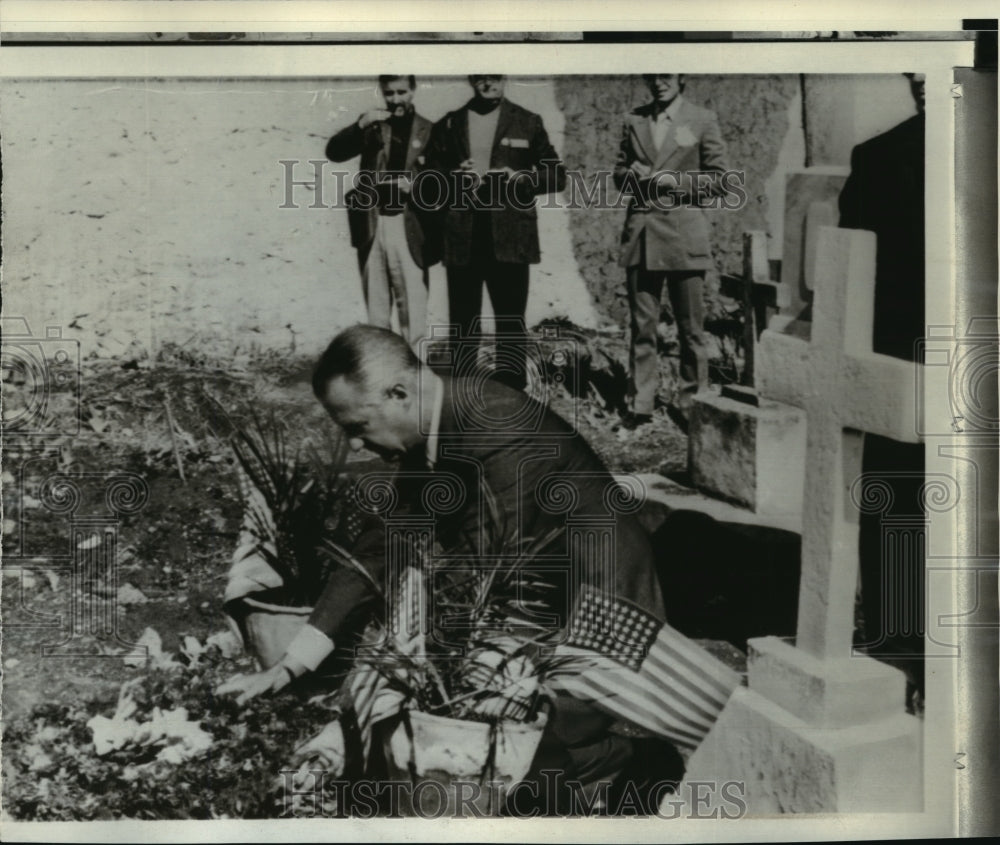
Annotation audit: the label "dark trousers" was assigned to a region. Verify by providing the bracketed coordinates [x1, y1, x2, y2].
[626, 266, 708, 416]
[446, 216, 531, 391]
[507, 696, 685, 817]
[858, 434, 926, 702]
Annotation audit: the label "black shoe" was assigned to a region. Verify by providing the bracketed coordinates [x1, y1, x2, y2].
[619, 412, 653, 431]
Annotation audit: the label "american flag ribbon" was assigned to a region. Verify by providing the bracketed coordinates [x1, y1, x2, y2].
[346, 668, 404, 753]
[343, 566, 426, 752]
[548, 583, 741, 749]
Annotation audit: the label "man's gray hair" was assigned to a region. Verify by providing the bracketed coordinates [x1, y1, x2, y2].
[312, 324, 420, 397]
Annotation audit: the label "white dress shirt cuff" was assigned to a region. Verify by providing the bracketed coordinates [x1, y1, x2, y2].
[281, 624, 335, 675]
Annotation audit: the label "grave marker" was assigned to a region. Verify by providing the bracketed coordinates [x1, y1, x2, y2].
[690, 231, 805, 522]
[757, 225, 920, 658]
[680, 226, 924, 813]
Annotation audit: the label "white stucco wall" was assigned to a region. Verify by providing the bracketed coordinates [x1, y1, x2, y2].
[1, 76, 597, 361]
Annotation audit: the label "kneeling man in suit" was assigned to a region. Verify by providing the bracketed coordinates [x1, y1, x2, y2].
[221, 325, 740, 812]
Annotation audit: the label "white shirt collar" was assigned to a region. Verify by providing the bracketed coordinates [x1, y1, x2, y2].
[652, 94, 684, 122]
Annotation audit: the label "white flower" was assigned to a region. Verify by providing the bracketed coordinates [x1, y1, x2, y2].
[180, 635, 205, 665]
[147, 706, 213, 763]
[87, 714, 139, 756]
[26, 745, 56, 773]
[674, 125, 698, 147]
[123, 626, 179, 670]
[206, 629, 242, 658]
[156, 723, 212, 765]
[117, 583, 149, 605]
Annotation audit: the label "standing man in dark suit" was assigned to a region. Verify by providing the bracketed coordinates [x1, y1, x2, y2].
[220, 325, 739, 812]
[423, 75, 565, 390]
[839, 73, 926, 709]
[839, 72, 925, 363]
[326, 75, 438, 351]
[614, 74, 730, 431]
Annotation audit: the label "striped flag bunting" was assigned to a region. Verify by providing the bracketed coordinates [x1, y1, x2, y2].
[548, 583, 741, 749]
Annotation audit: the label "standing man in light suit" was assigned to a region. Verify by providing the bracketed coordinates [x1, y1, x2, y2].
[326, 75, 439, 351]
[614, 74, 730, 431]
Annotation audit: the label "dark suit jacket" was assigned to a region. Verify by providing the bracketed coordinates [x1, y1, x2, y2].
[308, 376, 665, 641]
[614, 99, 729, 271]
[326, 111, 440, 269]
[838, 113, 925, 361]
[422, 99, 566, 266]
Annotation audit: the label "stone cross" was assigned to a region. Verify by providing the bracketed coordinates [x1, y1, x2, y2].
[756, 225, 920, 659]
[680, 216, 924, 816]
[720, 230, 784, 389]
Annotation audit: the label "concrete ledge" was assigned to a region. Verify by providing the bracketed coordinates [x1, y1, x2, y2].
[747, 635, 908, 728]
[688, 389, 806, 521]
[618, 472, 802, 534]
[680, 685, 922, 814]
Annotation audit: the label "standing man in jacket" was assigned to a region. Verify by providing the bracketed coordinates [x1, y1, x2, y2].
[839, 72, 926, 709]
[838, 72, 925, 363]
[423, 75, 565, 391]
[326, 75, 438, 351]
[614, 74, 730, 431]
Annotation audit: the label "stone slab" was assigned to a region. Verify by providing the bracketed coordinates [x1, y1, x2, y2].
[679, 685, 923, 814]
[616, 472, 802, 534]
[747, 635, 908, 728]
[688, 389, 807, 520]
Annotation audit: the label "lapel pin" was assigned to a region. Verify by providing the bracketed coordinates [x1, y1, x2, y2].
[675, 125, 697, 147]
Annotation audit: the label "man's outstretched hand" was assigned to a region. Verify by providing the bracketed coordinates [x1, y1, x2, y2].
[216, 664, 291, 705]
